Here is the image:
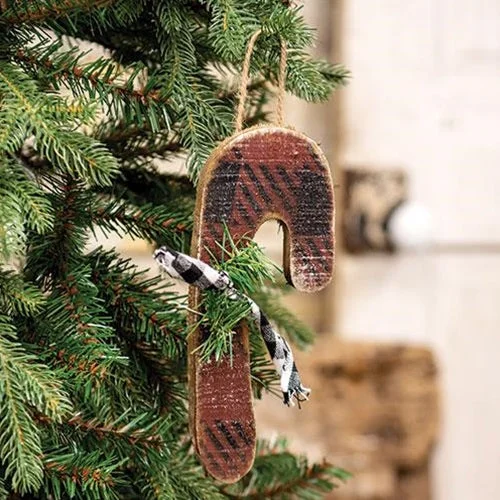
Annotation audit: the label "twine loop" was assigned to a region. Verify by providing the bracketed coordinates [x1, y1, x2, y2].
[235, 30, 288, 133]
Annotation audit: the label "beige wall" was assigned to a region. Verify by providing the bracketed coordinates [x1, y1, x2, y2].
[338, 1, 500, 499]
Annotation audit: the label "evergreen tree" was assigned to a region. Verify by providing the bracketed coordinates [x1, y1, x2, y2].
[0, 1, 349, 498]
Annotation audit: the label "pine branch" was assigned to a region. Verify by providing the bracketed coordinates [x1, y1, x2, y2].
[225, 462, 345, 499]
[65, 23, 163, 68]
[1, 0, 117, 24]
[92, 122, 182, 165]
[284, 55, 350, 102]
[0, 269, 45, 316]
[0, 155, 54, 260]
[0, 160, 29, 260]
[15, 44, 173, 132]
[210, 233, 279, 295]
[90, 160, 195, 209]
[38, 401, 186, 498]
[0, 318, 72, 420]
[222, 439, 350, 499]
[43, 449, 125, 500]
[204, 1, 314, 66]
[73, 413, 164, 448]
[25, 176, 90, 285]
[195, 235, 279, 362]
[44, 0, 146, 36]
[88, 249, 186, 349]
[142, 448, 225, 500]
[24, 265, 133, 420]
[0, 315, 72, 494]
[261, 4, 316, 50]
[41, 271, 126, 369]
[0, 62, 118, 186]
[205, 0, 258, 62]
[91, 197, 192, 248]
[37, 408, 182, 498]
[3, 162, 54, 234]
[154, 1, 233, 177]
[203, 2, 349, 103]
[87, 249, 190, 414]
[36, 410, 167, 450]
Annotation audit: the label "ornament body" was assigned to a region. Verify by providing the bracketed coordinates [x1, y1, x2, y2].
[189, 125, 335, 482]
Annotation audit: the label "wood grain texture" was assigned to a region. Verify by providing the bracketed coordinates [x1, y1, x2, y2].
[189, 125, 335, 482]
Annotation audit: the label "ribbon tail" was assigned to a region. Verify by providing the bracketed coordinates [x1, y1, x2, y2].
[281, 361, 311, 406]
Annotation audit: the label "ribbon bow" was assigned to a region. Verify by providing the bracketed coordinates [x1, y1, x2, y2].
[154, 247, 310, 406]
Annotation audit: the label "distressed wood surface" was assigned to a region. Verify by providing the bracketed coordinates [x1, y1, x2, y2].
[189, 125, 335, 482]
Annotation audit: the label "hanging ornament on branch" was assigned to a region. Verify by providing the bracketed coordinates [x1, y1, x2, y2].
[155, 30, 335, 483]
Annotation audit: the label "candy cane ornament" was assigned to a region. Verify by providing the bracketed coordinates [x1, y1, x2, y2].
[187, 124, 335, 482]
[187, 31, 335, 483]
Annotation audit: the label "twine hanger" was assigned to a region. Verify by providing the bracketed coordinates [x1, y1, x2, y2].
[235, 29, 288, 133]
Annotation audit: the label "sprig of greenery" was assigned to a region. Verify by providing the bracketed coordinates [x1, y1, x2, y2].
[91, 197, 193, 250]
[0, 268, 45, 316]
[0, 155, 54, 260]
[43, 448, 126, 500]
[1, 0, 118, 25]
[194, 232, 278, 363]
[223, 438, 351, 499]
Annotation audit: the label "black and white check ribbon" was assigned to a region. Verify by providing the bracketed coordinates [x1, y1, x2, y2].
[153, 247, 311, 406]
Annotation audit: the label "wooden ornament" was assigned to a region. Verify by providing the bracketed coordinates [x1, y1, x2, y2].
[189, 124, 335, 483]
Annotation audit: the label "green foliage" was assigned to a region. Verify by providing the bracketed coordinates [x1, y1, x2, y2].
[0, 156, 53, 260]
[0, 315, 72, 494]
[224, 438, 351, 499]
[0, 0, 348, 497]
[0, 61, 118, 186]
[15, 40, 172, 132]
[94, 164, 195, 207]
[1, 0, 121, 25]
[211, 233, 279, 295]
[196, 234, 278, 362]
[87, 248, 187, 360]
[195, 233, 315, 370]
[91, 197, 193, 250]
[0, 268, 45, 315]
[43, 448, 127, 500]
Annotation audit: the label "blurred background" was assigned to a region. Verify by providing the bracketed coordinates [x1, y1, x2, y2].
[112, 2, 500, 499]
